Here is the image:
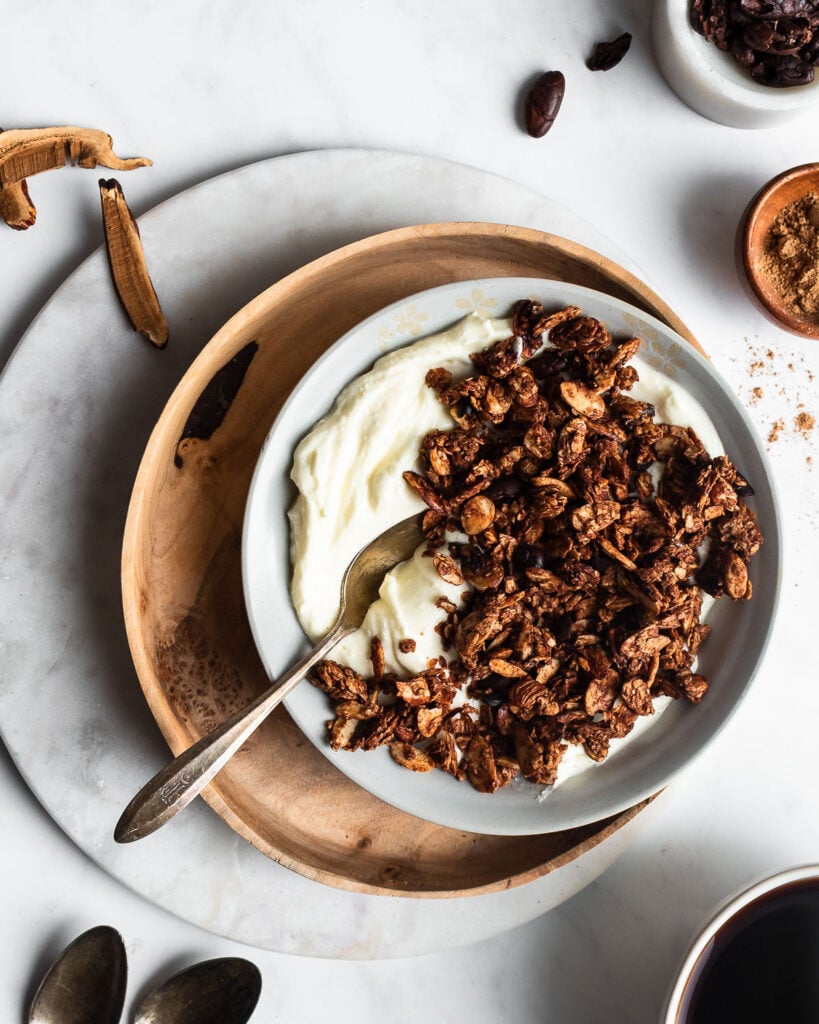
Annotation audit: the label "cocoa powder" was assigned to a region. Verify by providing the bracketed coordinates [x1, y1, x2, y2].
[795, 411, 816, 438]
[726, 339, 817, 468]
[760, 192, 819, 320]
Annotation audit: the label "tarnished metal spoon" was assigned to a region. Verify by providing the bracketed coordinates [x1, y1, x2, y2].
[115, 512, 424, 843]
[132, 958, 261, 1024]
[29, 925, 127, 1024]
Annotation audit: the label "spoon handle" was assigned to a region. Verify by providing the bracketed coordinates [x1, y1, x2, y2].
[114, 628, 343, 842]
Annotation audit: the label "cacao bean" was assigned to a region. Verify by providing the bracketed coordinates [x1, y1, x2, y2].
[524, 71, 565, 138]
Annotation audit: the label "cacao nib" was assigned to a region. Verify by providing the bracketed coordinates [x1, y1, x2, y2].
[586, 32, 632, 71]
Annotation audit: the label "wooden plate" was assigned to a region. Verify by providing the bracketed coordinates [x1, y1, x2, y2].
[122, 222, 699, 897]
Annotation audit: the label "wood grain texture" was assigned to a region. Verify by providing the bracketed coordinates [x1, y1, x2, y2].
[122, 222, 698, 897]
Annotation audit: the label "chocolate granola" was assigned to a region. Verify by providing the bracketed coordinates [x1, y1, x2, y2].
[311, 302, 763, 794]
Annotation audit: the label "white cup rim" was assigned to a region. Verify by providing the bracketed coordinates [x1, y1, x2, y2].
[662, 864, 819, 1022]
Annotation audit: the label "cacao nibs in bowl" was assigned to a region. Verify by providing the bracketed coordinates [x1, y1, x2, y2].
[689, 0, 819, 88]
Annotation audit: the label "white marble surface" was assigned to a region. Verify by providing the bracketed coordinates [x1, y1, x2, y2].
[0, 148, 658, 960]
[1, 2, 818, 1022]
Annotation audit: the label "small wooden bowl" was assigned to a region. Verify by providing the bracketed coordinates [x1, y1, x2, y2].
[740, 162, 819, 340]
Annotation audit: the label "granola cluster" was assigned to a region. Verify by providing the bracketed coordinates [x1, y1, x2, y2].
[311, 302, 763, 794]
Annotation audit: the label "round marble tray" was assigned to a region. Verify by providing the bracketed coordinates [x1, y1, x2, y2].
[0, 149, 667, 957]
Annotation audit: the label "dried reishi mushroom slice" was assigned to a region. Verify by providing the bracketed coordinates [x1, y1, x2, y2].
[0, 126, 151, 230]
[0, 180, 35, 230]
[0, 126, 152, 185]
[99, 178, 169, 349]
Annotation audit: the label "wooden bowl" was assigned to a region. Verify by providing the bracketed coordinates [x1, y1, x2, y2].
[122, 221, 701, 897]
[740, 163, 819, 340]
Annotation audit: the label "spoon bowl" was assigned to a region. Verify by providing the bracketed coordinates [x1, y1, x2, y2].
[115, 512, 425, 842]
[29, 925, 127, 1024]
[133, 958, 261, 1024]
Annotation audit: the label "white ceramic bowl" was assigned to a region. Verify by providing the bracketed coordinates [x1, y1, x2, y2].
[243, 277, 781, 836]
[661, 864, 819, 1021]
[652, 0, 819, 128]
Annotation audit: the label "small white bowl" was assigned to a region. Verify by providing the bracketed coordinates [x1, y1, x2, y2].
[661, 864, 819, 1022]
[652, 0, 819, 128]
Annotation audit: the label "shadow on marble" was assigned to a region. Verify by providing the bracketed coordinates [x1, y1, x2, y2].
[512, 819, 770, 1023]
[0, 202, 103, 375]
[672, 171, 765, 306]
[0, 738, 90, 854]
[587, 0, 653, 38]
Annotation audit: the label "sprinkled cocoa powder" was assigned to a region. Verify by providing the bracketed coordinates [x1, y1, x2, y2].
[760, 193, 819, 320]
[725, 339, 818, 467]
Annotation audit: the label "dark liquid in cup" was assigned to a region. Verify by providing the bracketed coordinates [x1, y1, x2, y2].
[679, 878, 819, 1023]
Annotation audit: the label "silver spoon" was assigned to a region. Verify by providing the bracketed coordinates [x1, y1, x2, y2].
[132, 958, 261, 1024]
[29, 925, 127, 1024]
[115, 512, 424, 842]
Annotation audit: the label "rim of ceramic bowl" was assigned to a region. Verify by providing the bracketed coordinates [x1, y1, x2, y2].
[740, 162, 819, 340]
[661, 863, 819, 1022]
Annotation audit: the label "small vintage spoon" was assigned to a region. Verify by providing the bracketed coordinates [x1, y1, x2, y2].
[115, 512, 424, 843]
[29, 925, 127, 1024]
[132, 958, 261, 1024]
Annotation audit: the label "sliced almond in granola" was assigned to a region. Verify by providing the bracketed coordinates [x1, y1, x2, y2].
[389, 742, 436, 772]
[416, 706, 444, 738]
[560, 380, 606, 419]
[403, 470, 447, 513]
[465, 734, 501, 793]
[722, 549, 751, 600]
[433, 553, 463, 585]
[619, 625, 671, 661]
[488, 657, 529, 678]
[395, 677, 432, 706]
[621, 677, 654, 716]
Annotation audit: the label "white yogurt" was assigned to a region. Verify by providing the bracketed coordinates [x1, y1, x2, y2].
[289, 312, 724, 783]
[289, 313, 511, 642]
